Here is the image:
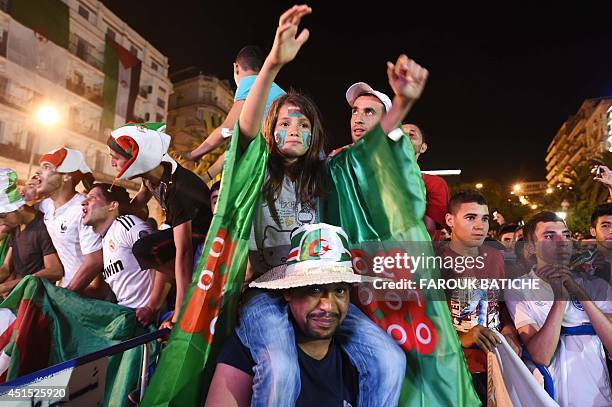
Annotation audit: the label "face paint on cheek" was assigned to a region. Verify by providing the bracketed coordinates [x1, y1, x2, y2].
[274, 130, 287, 147]
[301, 130, 312, 148]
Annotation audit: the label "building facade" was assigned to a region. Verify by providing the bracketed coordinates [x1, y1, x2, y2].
[545, 97, 612, 188]
[0, 0, 171, 192]
[166, 68, 234, 177]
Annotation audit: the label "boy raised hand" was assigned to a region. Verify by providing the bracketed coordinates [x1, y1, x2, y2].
[239, 4, 311, 140]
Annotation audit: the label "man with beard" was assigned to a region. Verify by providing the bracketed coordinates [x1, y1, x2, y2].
[206, 223, 392, 407]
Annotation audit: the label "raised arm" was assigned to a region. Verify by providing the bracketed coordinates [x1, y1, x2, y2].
[187, 100, 244, 161]
[380, 55, 428, 135]
[239, 5, 311, 144]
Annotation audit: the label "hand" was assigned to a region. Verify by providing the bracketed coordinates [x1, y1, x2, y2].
[459, 325, 501, 352]
[592, 165, 612, 188]
[136, 305, 155, 326]
[177, 151, 195, 162]
[535, 264, 572, 299]
[159, 311, 175, 330]
[387, 55, 428, 101]
[267, 5, 312, 68]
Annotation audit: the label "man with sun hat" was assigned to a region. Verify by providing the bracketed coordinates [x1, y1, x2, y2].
[207, 222, 405, 406]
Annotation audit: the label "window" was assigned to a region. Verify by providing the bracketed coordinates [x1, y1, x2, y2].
[129, 45, 141, 58]
[155, 113, 164, 122]
[77, 5, 90, 20]
[144, 112, 150, 121]
[151, 61, 158, 72]
[106, 29, 116, 41]
[157, 98, 165, 109]
[158, 86, 166, 95]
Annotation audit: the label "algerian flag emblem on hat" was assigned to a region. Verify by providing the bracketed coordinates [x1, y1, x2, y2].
[251, 223, 372, 290]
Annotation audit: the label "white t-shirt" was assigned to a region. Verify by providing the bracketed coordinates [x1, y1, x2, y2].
[248, 175, 320, 279]
[102, 215, 154, 309]
[39, 195, 102, 287]
[505, 268, 612, 407]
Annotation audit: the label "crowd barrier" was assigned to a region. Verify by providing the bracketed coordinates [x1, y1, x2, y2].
[0, 328, 170, 406]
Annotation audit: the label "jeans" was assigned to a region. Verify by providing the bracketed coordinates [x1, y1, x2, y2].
[236, 289, 406, 407]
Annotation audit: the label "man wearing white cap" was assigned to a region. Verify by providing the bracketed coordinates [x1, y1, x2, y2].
[0, 168, 62, 296]
[345, 81, 393, 143]
[207, 223, 403, 407]
[34, 148, 104, 293]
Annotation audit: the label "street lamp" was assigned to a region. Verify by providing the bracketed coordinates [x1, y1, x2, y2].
[475, 183, 483, 189]
[28, 105, 59, 179]
[513, 184, 522, 193]
[36, 105, 59, 126]
[546, 188, 553, 194]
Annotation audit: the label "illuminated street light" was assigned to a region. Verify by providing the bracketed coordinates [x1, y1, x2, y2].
[36, 105, 59, 126]
[475, 183, 483, 189]
[556, 211, 567, 220]
[531, 204, 538, 210]
[28, 104, 60, 179]
[546, 188, 553, 194]
[513, 184, 521, 192]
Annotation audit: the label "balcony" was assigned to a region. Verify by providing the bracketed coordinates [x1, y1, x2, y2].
[66, 78, 104, 106]
[68, 34, 103, 71]
[0, 142, 31, 163]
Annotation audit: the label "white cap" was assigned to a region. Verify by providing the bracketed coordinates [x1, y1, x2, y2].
[346, 82, 392, 112]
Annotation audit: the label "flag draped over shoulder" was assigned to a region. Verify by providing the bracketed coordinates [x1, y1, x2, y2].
[102, 37, 141, 130]
[326, 124, 480, 406]
[0, 276, 151, 407]
[141, 127, 269, 406]
[143, 123, 477, 406]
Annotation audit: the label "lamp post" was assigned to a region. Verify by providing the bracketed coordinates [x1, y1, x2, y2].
[27, 105, 59, 179]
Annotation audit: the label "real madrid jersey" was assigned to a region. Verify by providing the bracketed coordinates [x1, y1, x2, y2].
[103, 215, 154, 309]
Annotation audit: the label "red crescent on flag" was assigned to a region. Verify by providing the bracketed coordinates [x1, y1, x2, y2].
[308, 239, 330, 256]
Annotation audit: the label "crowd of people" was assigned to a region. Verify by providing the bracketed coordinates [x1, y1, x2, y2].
[0, 4, 610, 406]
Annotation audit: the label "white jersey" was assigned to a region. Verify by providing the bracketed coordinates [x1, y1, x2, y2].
[102, 215, 154, 309]
[505, 269, 612, 407]
[39, 195, 102, 287]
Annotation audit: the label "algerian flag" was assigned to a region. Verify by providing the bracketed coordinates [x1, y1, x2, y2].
[143, 122, 479, 406]
[102, 37, 141, 131]
[9, 0, 69, 49]
[6, 0, 69, 86]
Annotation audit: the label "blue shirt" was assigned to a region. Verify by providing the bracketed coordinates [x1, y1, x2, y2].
[234, 75, 286, 118]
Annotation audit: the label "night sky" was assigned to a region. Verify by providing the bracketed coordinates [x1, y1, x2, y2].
[102, 1, 612, 185]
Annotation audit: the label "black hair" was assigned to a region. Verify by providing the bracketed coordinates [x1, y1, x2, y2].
[448, 190, 488, 215]
[91, 183, 131, 215]
[211, 180, 221, 193]
[591, 203, 612, 227]
[499, 223, 518, 236]
[524, 211, 565, 243]
[235, 45, 263, 72]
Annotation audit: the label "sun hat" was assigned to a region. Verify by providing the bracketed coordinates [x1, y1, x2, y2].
[250, 223, 372, 290]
